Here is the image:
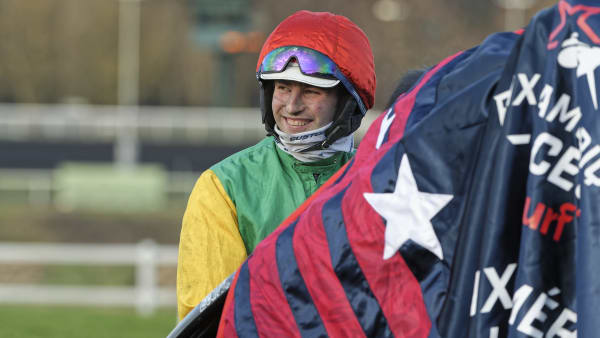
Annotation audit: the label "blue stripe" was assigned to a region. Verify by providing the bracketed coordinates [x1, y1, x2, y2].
[404, 50, 474, 132]
[371, 142, 404, 194]
[322, 186, 394, 337]
[276, 221, 328, 337]
[234, 261, 259, 337]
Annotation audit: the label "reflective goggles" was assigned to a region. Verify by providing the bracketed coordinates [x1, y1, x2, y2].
[259, 46, 338, 78]
[258, 46, 367, 115]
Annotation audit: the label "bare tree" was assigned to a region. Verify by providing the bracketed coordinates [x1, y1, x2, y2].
[0, 0, 559, 107]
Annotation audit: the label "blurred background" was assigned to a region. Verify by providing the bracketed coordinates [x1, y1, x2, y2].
[0, 0, 555, 337]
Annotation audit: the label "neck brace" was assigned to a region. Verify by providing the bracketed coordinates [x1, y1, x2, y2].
[274, 122, 354, 163]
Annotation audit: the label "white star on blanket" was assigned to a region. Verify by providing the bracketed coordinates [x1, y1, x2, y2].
[364, 154, 453, 260]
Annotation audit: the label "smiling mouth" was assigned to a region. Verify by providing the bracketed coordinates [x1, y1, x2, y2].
[285, 117, 311, 126]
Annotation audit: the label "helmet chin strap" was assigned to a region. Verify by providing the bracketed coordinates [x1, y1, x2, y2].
[259, 80, 276, 136]
[300, 97, 358, 152]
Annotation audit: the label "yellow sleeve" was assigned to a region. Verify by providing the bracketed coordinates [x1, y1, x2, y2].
[176, 169, 248, 321]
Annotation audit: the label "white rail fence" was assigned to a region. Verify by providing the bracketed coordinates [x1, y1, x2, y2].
[0, 103, 379, 144]
[0, 168, 199, 208]
[0, 240, 178, 316]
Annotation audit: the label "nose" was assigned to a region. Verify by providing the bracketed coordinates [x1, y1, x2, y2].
[285, 87, 305, 115]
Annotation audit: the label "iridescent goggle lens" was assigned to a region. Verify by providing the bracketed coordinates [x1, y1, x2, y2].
[259, 45, 368, 115]
[260, 46, 337, 77]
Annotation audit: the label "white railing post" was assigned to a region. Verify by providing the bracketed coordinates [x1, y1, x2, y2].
[0, 241, 177, 310]
[135, 239, 157, 316]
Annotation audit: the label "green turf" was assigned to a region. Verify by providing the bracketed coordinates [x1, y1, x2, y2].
[41, 265, 135, 286]
[0, 305, 177, 338]
[0, 203, 183, 244]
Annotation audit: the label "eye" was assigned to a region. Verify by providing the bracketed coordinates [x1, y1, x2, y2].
[275, 83, 291, 92]
[304, 88, 322, 95]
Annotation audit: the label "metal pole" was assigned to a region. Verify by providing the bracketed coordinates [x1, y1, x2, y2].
[116, 0, 141, 170]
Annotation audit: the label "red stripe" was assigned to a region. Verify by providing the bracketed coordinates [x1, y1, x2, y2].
[217, 268, 241, 338]
[247, 229, 301, 336]
[294, 200, 366, 336]
[342, 176, 431, 336]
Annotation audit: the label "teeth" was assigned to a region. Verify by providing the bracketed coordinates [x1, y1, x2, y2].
[287, 118, 308, 126]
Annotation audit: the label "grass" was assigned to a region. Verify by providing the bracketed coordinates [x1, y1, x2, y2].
[0, 202, 183, 337]
[0, 203, 183, 244]
[0, 264, 176, 287]
[0, 305, 177, 338]
[42, 265, 135, 286]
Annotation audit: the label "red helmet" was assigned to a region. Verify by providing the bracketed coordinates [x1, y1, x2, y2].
[256, 11, 376, 148]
